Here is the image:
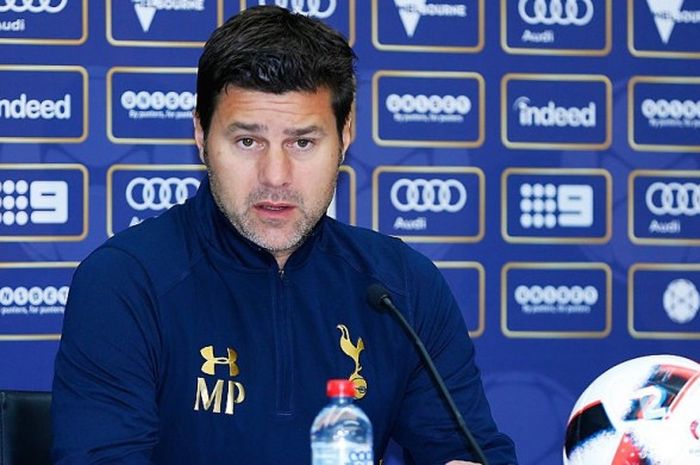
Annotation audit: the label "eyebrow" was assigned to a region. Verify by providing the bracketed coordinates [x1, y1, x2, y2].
[226, 122, 267, 133]
[284, 125, 327, 137]
[226, 122, 327, 137]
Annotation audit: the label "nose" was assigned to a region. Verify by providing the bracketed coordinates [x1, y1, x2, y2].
[258, 146, 292, 187]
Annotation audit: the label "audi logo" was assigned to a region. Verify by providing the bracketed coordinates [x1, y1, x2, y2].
[518, 0, 593, 26]
[121, 91, 196, 112]
[514, 285, 598, 306]
[257, 0, 336, 18]
[641, 99, 700, 120]
[645, 182, 700, 216]
[0, 0, 67, 13]
[385, 94, 471, 115]
[126, 177, 200, 211]
[0, 286, 69, 306]
[390, 178, 467, 213]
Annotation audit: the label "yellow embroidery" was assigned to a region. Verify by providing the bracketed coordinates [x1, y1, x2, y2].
[199, 345, 240, 377]
[194, 345, 246, 415]
[337, 324, 367, 399]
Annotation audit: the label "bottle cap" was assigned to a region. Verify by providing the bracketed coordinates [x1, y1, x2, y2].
[326, 379, 356, 398]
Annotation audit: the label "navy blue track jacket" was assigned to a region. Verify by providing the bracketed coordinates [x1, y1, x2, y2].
[52, 179, 517, 465]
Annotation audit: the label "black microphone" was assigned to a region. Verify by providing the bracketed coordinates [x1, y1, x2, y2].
[366, 283, 489, 465]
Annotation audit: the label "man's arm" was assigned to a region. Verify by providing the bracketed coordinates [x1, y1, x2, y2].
[52, 247, 160, 464]
[391, 254, 518, 465]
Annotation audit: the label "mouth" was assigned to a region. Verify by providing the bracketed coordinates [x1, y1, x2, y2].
[254, 201, 296, 217]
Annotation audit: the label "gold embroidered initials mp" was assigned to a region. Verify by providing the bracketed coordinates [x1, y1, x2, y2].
[193, 345, 246, 415]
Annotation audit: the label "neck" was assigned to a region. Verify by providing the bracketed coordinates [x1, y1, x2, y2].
[272, 251, 292, 270]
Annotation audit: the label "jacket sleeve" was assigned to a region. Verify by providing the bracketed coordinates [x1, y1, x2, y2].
[390, 254, 518, 465]
[51, 246, 161, 465]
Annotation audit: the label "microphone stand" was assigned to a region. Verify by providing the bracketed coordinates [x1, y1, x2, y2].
[367, 284, 489, 465]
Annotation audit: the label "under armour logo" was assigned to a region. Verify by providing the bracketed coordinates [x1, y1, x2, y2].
[199, 345, 239, 377]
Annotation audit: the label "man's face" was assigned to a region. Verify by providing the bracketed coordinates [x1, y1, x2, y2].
[194, 86, 350, 267]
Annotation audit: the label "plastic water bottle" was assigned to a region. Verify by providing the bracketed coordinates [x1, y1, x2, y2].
[310, 379, 373, 465]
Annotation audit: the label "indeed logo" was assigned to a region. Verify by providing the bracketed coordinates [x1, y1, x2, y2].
[514, 96, 596, 128]
[641, 98, 700, 129]
[646, 0, 700, 44]
[394, 0, 467, 37]
[121, 90, 195, 120]
[386, 94, 471, 123]
[0, 94, 71, 120]
[132, 0, 205, 33]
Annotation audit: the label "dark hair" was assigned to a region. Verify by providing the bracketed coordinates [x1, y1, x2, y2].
[196, 6, 356, 140]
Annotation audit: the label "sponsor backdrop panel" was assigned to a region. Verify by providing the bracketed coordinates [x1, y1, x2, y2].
[106, 67, 198, 144]
[0, 1, 699, 464]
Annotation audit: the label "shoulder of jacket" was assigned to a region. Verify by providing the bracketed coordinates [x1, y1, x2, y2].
[96, 204, 203, 292]
[320, 219, 437, 293]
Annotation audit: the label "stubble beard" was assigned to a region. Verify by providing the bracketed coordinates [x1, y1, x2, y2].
[206, 162, 338, 257]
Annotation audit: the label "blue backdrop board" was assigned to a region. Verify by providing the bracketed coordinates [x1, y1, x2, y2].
[1, 1, 699, 464]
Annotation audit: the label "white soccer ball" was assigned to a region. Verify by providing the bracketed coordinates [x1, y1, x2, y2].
[564, 355, 700, 465]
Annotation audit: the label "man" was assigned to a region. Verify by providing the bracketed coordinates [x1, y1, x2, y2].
[52, 6, 517, 465]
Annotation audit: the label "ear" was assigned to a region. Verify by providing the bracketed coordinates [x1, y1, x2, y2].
[340, 115, 353, 164]
[193, 113, 206, 164]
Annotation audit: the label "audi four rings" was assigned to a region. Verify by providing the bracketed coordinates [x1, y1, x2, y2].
[0, 0, 67, 13]
[262, 0, 336, 18]
[518, 0, 594, 26]
[390, 178, 467, 213]
[645, 182, 700, 216]
[126, 177, 201, 211]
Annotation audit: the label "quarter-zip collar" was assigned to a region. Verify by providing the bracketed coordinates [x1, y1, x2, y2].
[188, 177, 323, 272]
[187, 177, 308, 416]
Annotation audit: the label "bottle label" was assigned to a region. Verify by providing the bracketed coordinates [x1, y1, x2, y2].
[311, 443, 373, 465]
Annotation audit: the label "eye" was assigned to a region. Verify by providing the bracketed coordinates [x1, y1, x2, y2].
[294, 138, 313, 149]
[235, 137, 262, 151]
[239, 137, 255, 148]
